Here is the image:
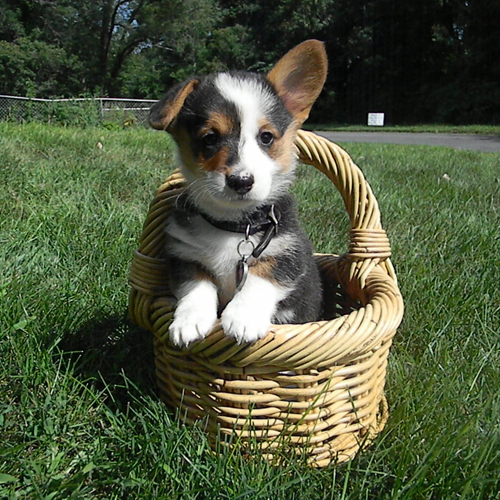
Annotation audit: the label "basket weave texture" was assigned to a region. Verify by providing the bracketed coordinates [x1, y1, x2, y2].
[129, 130, 404, 467]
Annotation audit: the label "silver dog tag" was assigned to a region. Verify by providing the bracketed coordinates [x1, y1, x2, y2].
[235, 229, 254, 293]
[235, 257, 249, 293]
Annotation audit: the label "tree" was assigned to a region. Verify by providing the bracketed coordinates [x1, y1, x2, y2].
[0, 0, 219, 97]
[65, 0, 220, 95]
[0, 0, 83, 96]
[438, 0, 500, 123]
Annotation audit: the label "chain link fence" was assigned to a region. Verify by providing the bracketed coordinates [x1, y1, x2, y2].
[0, 95, 157, 127]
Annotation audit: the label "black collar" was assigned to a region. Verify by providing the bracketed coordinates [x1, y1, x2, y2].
[180, 196, 281, 259]
[180, 193, 281, 236]
[199, 204, 280, 236]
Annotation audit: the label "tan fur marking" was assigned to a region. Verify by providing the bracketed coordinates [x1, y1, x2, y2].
[258, 119, 298, 172]
[249, 257, 276, 282]
[258, 118, 279, 135]
[268, 126, 300, 172]
[200, 146, 230, 172]
[149, 79, 199, 130]
[200, 112, 235, 137]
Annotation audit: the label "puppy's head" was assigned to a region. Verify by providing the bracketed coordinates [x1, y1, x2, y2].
[150, 40, 327, 219]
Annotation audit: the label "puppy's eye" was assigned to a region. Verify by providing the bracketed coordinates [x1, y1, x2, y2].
[202, 131, 218, 148]
[259, 131, 274, 146]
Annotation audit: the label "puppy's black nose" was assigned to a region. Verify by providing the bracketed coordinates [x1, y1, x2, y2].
[227, 173, 254, 194]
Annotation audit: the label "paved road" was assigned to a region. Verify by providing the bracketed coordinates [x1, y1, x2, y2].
[316, 131, 500, 153]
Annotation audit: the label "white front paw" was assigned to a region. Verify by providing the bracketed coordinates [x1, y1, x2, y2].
[221, 300, 271, 344]
[169, 305, 217, 347]
[168, 280, 218, 348]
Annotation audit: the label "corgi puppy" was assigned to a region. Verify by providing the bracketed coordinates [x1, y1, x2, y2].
[149, 40, 327, 347]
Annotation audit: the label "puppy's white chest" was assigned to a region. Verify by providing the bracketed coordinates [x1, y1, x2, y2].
[166, 217, 245, 298]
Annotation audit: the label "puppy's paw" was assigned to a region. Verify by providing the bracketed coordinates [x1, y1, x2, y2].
[221, 300, 271, 344]
[169, 305, 217, 347]
[169, 280, 218, 347]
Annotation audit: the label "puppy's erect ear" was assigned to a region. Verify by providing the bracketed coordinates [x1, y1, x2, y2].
[149, 79, 199, 131]
[267, 40, 327, 124]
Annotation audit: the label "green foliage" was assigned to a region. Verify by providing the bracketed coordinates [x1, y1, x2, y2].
[203, 26, 256, 72]
[0, 37, 83, 97]
[52, 101, 101, 127]
[40, 100, 102, 127]
[1, 0, 499, 123]
[1, 123, 500, 498]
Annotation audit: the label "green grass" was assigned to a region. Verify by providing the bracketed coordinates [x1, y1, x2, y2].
[1, 122, 500, 499]
[305, 123, 500, 135]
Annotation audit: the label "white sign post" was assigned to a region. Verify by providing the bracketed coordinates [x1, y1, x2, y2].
[368, 113, 385, 126]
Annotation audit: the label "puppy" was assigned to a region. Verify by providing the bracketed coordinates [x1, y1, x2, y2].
[149, 40, 327, 347]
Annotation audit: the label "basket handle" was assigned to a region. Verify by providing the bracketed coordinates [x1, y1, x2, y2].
[295, 130, 396, 285]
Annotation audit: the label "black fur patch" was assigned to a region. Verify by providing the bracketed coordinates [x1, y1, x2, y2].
[265, 195, 323, 323]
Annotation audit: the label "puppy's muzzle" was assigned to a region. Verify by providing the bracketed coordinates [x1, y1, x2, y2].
[226, 173, 254, 195]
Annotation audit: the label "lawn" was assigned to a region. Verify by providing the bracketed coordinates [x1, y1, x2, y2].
[1, 122, 499, 499]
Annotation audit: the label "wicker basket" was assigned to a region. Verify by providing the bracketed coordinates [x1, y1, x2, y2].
[129, 130, 404, 467]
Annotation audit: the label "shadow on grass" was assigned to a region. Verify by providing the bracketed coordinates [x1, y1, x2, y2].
[59, 313, 158, 411]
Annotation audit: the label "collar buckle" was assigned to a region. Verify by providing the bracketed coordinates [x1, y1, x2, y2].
[268, 204, 279, 234]
[251, 204, 280, 259]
